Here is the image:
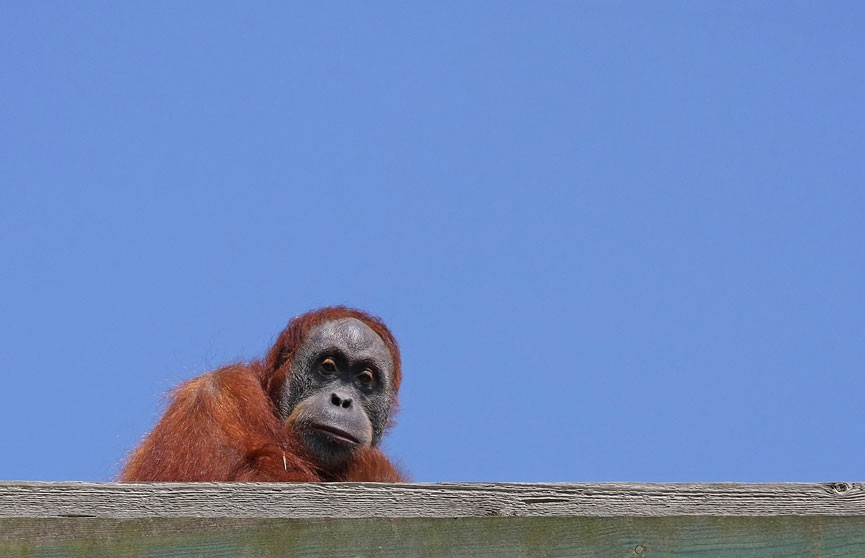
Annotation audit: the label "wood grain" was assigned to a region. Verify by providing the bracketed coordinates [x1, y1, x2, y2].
[2, 483, 864, 557]
[1, 482, 862, 519]
[2, 516, 865, 557]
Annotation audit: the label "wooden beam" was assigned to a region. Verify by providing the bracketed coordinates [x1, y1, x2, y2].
[2, 482, 863, 518]
[2, 482, 864, 557]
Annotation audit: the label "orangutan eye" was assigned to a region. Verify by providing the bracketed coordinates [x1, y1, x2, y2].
[357, 369, 375, 386]
[320, 358, 337, 375]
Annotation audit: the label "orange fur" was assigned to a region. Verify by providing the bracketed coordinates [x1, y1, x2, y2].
[121, 307, 406, 482]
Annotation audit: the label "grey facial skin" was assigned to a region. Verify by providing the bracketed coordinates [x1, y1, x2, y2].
[279, 318, 395, 467]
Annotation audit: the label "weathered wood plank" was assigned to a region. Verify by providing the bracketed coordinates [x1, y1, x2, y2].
[2, 516, 865, 557]
[2, 483, 864, 557]
[0, 482, 862, 519]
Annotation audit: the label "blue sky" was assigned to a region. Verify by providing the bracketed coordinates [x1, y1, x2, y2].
[1, 2, 862, 483]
